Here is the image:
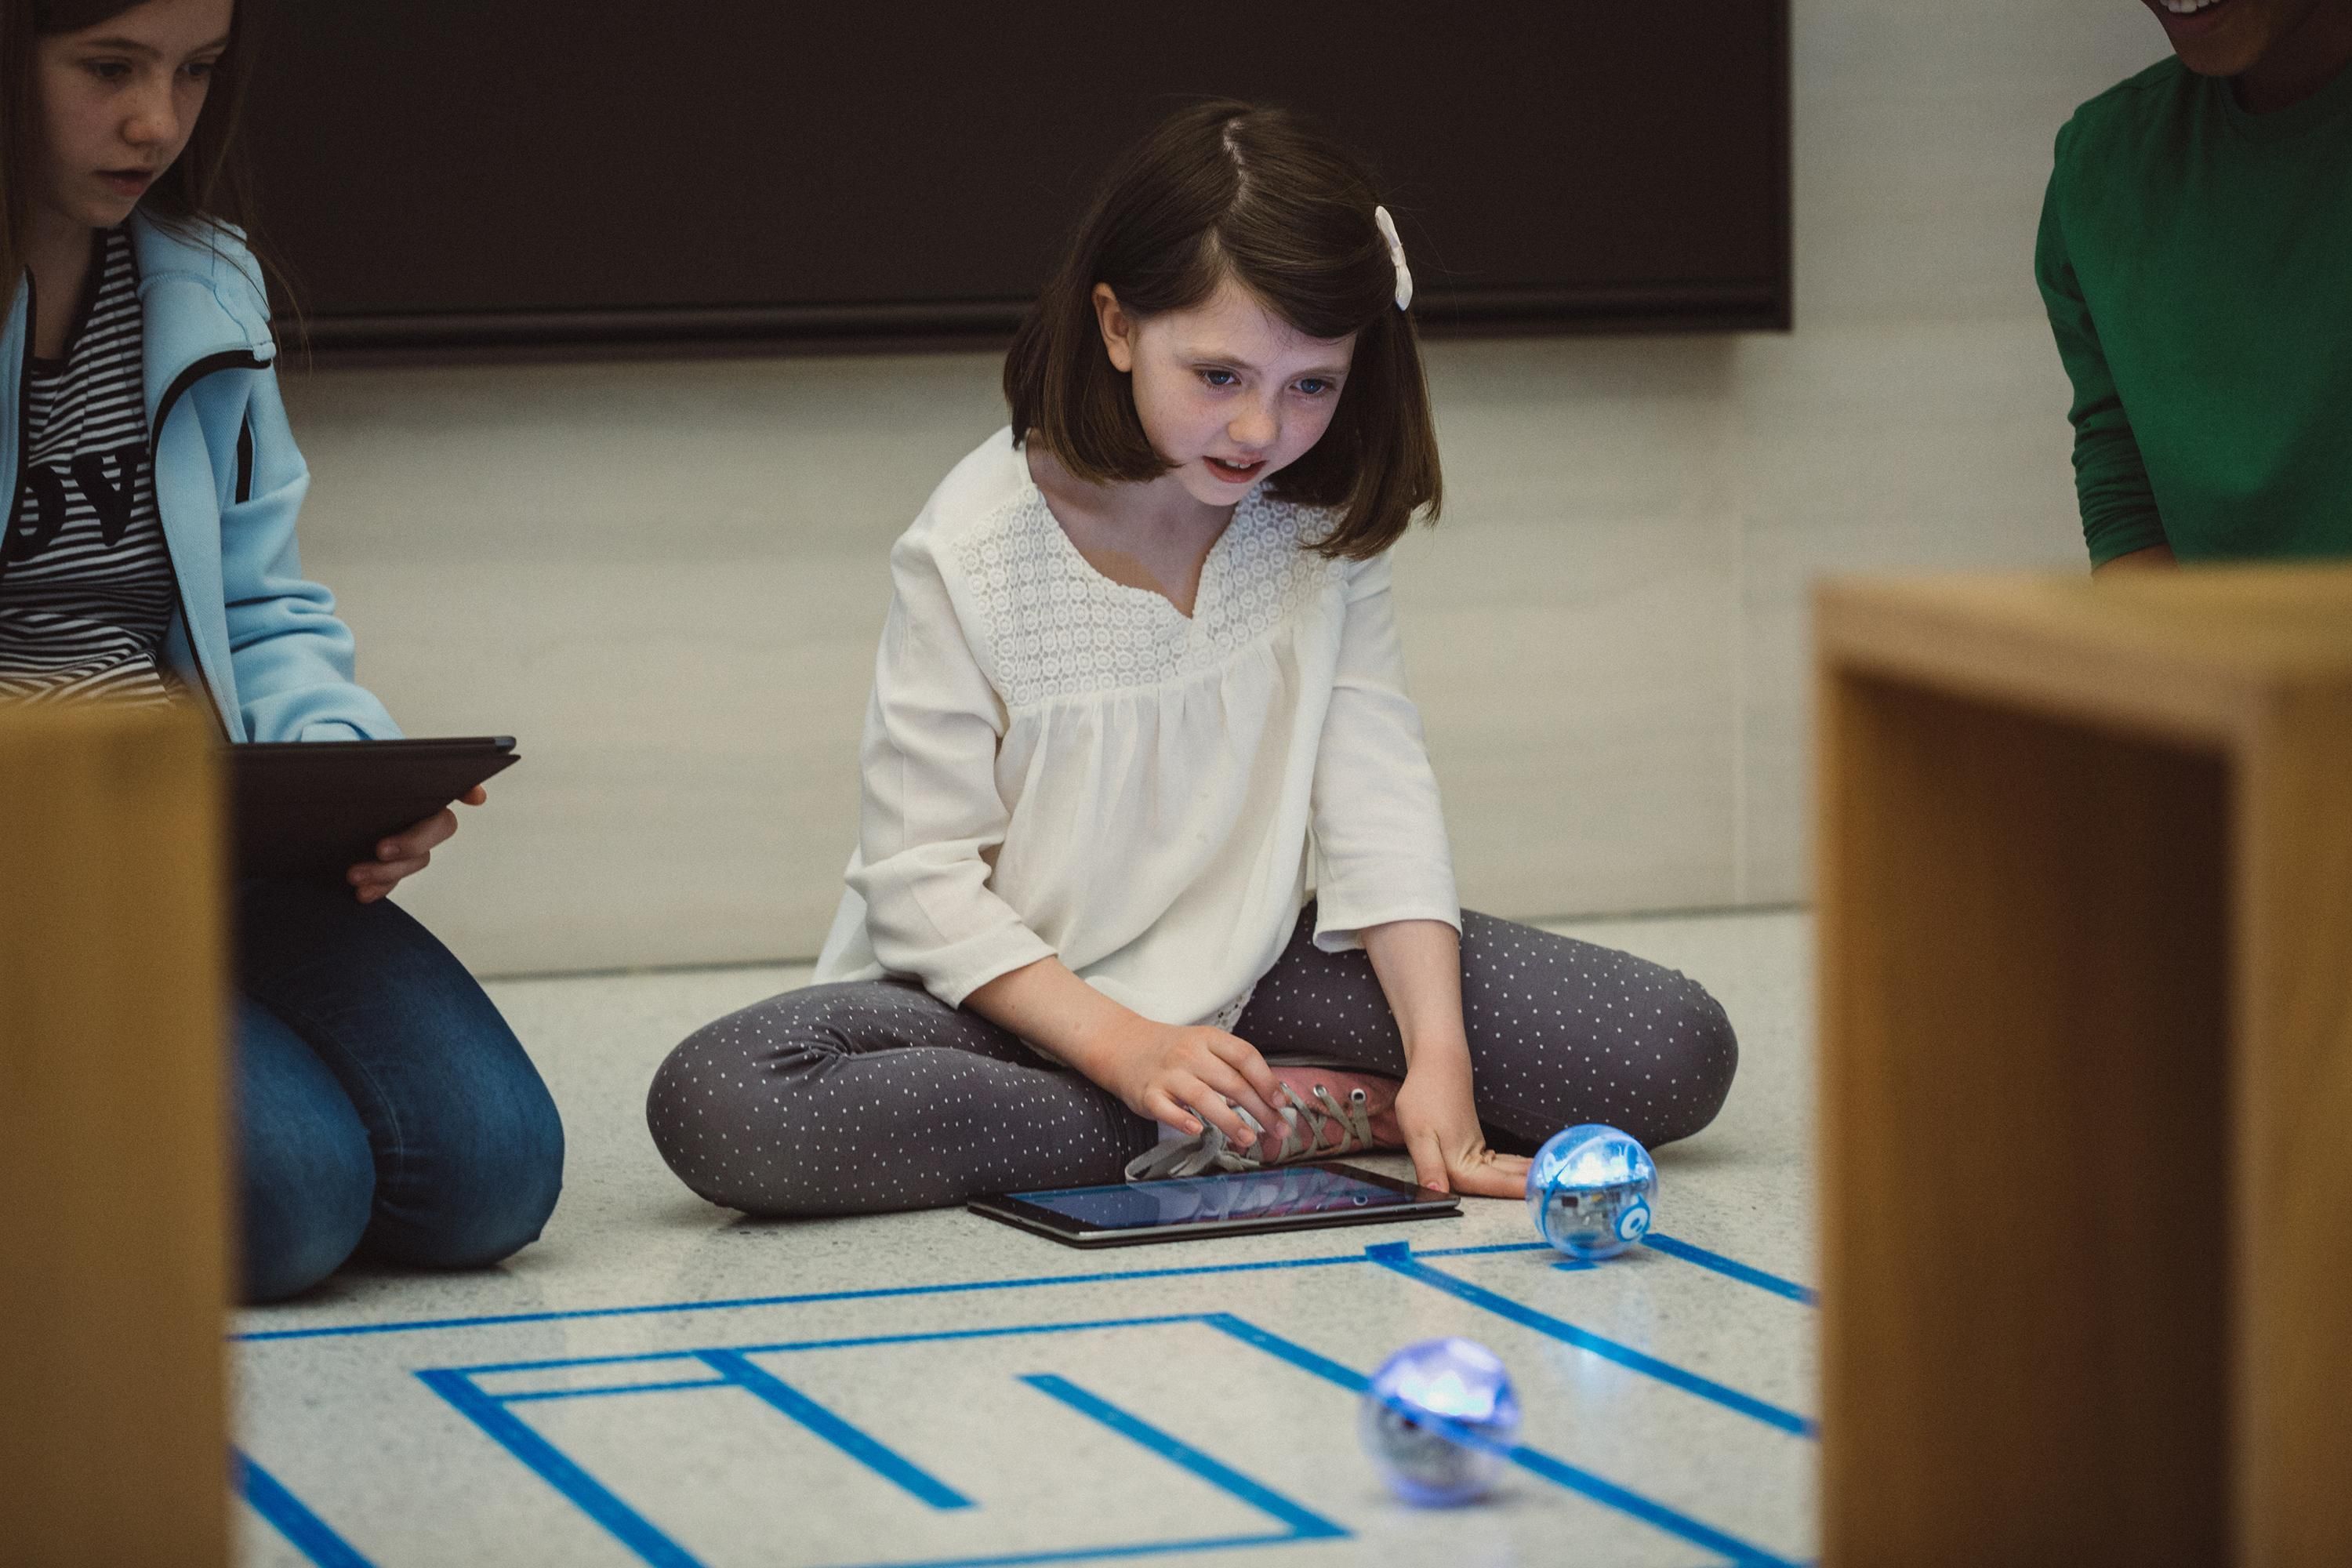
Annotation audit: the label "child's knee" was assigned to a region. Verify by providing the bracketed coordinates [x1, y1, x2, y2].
[241, 1112, 374, 1303]
[1646, 976, 1739, 1146]
[367, 1068, 565, 1270]
[645, 1005, 831, 1215]
[645, 1029, 735, 1200]
[648, 982, 956, 1215]
[644, 1061, 822, 1217]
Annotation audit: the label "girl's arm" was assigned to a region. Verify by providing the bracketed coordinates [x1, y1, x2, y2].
[1307, 550, 1521, 1195]
[217, 361, 403, 742]
[1305, 551, 1458, 950]
[1361, 917, 1531, 1198]
[848, 529, 1056, 1000]
[216, 358, 464, 898]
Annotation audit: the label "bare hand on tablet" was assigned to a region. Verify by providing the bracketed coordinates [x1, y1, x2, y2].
[347, 786, 487, 902]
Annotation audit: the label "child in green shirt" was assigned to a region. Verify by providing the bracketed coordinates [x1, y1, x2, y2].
[2037, 0, 2352, 572]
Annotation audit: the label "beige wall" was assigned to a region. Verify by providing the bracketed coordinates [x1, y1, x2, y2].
[285, 2, 2164, 975]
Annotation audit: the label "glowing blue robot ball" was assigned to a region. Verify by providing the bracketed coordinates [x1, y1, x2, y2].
[1357, 1337, 1523, 1506]
[1526, 1123, 1658, 1261]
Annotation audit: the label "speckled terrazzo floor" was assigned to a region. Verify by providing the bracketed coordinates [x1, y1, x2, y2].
[230, 908, 1815, 1568]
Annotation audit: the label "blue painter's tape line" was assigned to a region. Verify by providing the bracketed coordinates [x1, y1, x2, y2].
[232, 1241, 1552, 1344]
[699, 1349, 973, 1511]
[1200, 1315, 1370, 1392]
[1365, 1243, 1819, 1439]
[824, 1532, 1304, 1568]
[237, 1258, 1356, 1343]
[234, 1450, 376, 1568]
[1198, 1316, 1800, 1567]
[1642, 1233, 1820, 1305]
[1427, 1242, 1557, 1259]
[502, 1377, 732, 1403]
[416, 1368, 706, 1568]
[1019, 1374, 1346, 1541]
[1504, 1446, 1806, 1567]
[458, 1314, 1207, 1379]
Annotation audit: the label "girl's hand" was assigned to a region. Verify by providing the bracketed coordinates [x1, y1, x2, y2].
[346, 786, 487, 903]
[1393, 1048, 1532, 1199]
[1092, 1015, 1290, 1154]
[1358, 920, 1521, 1194]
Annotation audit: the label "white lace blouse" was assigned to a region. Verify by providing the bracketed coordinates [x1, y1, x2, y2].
[813, 429, 1459, 1029]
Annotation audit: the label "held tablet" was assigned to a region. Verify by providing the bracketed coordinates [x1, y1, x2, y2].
[231, 736, 519, 880]
[967, 1162, 1460, 1249]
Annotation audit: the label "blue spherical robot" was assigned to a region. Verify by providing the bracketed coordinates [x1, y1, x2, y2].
[1526, 1123, 1657, 1261]
[1356, 1337, 1522, 1505]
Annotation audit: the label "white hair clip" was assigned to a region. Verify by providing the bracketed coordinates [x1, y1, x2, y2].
[1374, 205, 1413, 312]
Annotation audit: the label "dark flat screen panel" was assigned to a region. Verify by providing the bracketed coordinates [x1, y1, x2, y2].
[241, 2, 1788, 352]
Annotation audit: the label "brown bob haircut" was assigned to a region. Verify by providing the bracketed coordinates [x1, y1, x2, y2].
[1004, 100, 1441, 561]
[1, 0, 275, 314]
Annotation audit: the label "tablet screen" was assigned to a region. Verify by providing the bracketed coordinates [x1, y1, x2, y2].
[1013, 1166, 1425, 1230]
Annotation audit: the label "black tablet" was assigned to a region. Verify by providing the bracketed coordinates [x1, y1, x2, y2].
[232, 736, 519, 880]
[968, 1162, 1460, 1249]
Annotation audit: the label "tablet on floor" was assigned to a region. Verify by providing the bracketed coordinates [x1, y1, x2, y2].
[968, 1161, 1460, 1249]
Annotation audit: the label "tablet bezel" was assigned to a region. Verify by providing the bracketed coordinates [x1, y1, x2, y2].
[234, 735, 519, 760]
[967, 1161, 1461, 1249]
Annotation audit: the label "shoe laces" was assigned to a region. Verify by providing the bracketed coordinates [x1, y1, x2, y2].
[1259, 1083, 1375, 1163]
[1123, 1083, 1376, 1181]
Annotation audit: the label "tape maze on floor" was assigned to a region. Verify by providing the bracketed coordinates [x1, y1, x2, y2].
[232, 1235, 1819, 1568]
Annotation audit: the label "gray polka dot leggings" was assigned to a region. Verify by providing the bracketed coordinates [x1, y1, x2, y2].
[646, 906, 1738, 1217]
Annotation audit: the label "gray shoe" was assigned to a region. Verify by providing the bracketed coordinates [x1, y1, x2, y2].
[1123, 1083, 1380, 1181]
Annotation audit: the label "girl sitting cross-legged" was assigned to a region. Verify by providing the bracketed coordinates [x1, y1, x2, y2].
[648, 101, 1738, 1216]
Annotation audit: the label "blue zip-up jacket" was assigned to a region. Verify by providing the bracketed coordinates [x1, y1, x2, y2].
[2, 215, 398, 741]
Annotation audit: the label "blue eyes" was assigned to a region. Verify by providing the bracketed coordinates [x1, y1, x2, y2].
[1196, 369, 1338, 396]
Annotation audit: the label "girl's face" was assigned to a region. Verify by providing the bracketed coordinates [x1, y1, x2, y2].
[34, 0, 233, 234]
[1095, 276, 1358, 510]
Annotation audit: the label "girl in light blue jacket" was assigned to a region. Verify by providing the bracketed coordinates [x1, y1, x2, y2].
[3, 0, 562, 1301]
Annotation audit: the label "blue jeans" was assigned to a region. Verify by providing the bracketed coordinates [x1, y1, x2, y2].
[235, 879, 564, 1303]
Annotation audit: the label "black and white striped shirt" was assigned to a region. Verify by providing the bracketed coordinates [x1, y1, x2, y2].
[0, 227, 177, 706]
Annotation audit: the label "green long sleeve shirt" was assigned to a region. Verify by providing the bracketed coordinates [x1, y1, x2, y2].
[2036, 56, 2352, 567]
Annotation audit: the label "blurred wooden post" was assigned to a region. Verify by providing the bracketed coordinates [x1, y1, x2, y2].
[1816, 566, 2352, 1567]
[0, 702, 230, 1568]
